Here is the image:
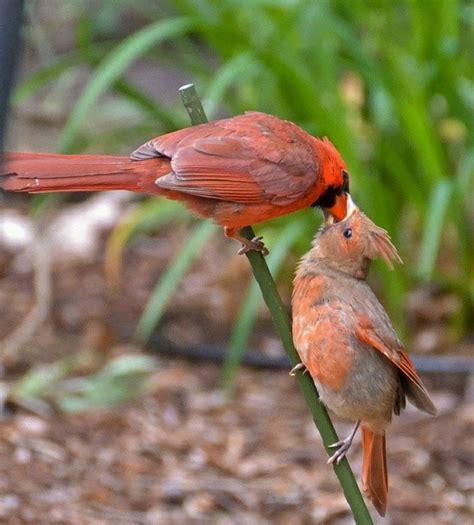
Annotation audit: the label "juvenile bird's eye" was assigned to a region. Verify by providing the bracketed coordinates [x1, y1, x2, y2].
[343, 228, 352, 239]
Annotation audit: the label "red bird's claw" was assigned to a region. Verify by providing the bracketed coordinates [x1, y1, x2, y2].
[238, 236, 269, 256]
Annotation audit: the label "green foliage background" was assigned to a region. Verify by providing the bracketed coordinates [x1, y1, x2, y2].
[13, 0, 473, 369]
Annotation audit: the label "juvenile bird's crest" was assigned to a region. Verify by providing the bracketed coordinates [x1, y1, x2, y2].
[363, 217, 403, 270]
[310, 197, 402, 278]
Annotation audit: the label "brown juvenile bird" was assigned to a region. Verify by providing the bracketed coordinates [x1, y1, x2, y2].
[292, 199, 436, 516]
[0, 112, 349, 254]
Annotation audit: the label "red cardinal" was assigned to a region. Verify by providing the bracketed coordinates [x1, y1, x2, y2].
[0, 112, 349, 254]
[292, 199, 436, 516]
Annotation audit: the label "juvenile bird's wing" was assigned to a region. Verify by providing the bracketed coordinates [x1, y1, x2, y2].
[354, 294, 436, 416]
[131, 112, 317, 205]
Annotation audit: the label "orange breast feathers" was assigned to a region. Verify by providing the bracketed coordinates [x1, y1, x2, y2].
[292, 273, 354, 390]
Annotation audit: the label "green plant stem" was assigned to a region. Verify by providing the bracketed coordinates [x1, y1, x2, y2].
[179, 83, 373, 524]
[221, 221, 300, 395]
[179, 83, 209, 125]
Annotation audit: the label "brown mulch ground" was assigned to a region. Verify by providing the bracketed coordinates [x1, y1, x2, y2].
[0, 199, 472, 525]
[0, 357, 472, 525]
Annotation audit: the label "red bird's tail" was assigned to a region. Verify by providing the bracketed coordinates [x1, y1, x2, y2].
[0, 152, 169, 195]
[361, 427, 388, 516]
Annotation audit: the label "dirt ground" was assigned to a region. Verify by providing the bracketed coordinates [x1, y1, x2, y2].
[0, 193, 472, 525]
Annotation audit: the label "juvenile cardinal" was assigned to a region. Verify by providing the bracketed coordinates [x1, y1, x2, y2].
[292, 199, 436, 516]
[0, 112, 349, 254]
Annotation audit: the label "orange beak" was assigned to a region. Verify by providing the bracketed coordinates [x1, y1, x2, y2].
[325, 192, 348, 222]
[323, 194, 357, 225]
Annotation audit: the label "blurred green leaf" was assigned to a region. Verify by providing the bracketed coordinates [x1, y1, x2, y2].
[13, 54, 82, 104]
[10, 361, 70, 401]
[58, 17, 195, 152]
[105, 198, 185, 285]
[204, 52, 259, 118]
[8, 353, 158, 414]
[135, 220, 218, 342]
[58, 354, 158, 412]
[417, 178, 453, 280]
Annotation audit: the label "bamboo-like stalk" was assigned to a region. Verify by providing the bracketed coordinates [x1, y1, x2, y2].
[178, 83, 374, 524]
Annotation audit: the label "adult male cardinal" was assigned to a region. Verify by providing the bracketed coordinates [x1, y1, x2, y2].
[0, 112, 349, 254]
[292, 199, 436, 516]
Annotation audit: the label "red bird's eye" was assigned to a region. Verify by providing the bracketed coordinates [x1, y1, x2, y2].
[343, 228, 352, 239]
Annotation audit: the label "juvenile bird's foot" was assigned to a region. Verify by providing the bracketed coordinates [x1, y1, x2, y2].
[289, 363, 307, 376]
[327, 421, 360, 465]
[238, 236, 269, 256]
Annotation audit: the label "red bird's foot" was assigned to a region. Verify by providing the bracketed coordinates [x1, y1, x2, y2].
[327, 421, 360, 465]
[224, 228, 269, 256]
[237, 236, 269, 256]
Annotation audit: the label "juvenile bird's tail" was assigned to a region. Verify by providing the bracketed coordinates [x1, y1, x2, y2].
[0, 152, 169, 195]
[361, 427, 388, 516]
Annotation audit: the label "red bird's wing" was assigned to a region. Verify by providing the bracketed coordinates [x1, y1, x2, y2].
[355, 315, 436, 416]
[131, 112, 317, 205]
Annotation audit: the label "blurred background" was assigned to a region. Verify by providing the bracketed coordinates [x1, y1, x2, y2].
[0, 1, 472, 523]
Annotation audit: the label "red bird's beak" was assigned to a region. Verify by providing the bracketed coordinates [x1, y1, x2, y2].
[325, 192, 348, 223]
[323, 194, 357, 224]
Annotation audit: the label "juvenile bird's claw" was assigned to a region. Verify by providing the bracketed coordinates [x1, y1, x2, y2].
[289, 363, 307, 376]
[238, 236, 269, 256]
[327, 421, 360, 465]
[327, 438, 353, 464]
